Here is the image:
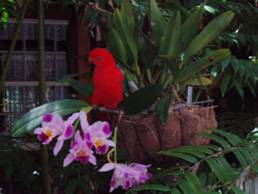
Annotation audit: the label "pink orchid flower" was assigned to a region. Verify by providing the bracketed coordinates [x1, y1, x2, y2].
[99, 163, 152, 192]
[63, 131, 96, 167]
[34, 113, 64, 145]
[53, 112, 79, 156]
[34, 112, 79, 156]
[79, 111, 115, 154]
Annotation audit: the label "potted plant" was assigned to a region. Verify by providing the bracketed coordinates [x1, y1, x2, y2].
[11, 0, 234, 163]
[103, 0, 234, 162]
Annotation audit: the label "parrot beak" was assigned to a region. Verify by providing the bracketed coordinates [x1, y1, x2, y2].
[89, 57, 93, 63]
[88, 57, 95, 72]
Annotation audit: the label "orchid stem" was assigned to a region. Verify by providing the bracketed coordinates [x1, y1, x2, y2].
[113, 127, 118, 163]
[113, 111, 124, 163]
[107, 148, 115, 163]
[106, 111, 123, 164]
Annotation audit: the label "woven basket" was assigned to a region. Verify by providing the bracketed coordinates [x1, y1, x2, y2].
[119, 105, 217, 162]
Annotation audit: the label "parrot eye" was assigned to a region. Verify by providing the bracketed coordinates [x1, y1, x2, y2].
[96, 56, 103, 61]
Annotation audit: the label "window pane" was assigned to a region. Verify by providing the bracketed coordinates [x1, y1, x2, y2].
[1, 20, 70, 129]
[6, 55, 25, 81]
[0, 23, 23, 50]
[56, 54, 67, 80]
[46, 54, 56, 80]
[25, 54, 38, 81]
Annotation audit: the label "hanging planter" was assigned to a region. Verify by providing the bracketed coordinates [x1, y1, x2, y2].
[119, 102, 217, 162]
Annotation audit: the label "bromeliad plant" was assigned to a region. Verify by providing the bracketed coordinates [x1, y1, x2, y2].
[105, 0, 233, 118]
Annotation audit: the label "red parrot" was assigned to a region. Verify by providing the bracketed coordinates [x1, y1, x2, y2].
[89, 48, 124, 109]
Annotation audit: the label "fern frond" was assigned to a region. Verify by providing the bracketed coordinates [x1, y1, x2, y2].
[157, 129, 258, 194]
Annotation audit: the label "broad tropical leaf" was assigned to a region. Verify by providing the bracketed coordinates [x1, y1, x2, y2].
[183, 11, 234, 62]
[150, 0, 165, 43]
[177, 49, 230, 83]
[11, 99, 90, 137]
[180, 4, 205, 50]
[155, 95, 173, 123]
[159, 11, 181, 58]
[109, 28, 128, 64]
[121, 84, 162, 115]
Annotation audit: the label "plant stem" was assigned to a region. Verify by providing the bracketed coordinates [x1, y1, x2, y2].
[113, 127, 118, 163]
[106, 110, 124, 163]
[38, 0, 46, 103]
[0, 0, 30, 88]
[40, 145, 51, 194]
[113, 111, 123, 163]
[38, 0, 51, 194]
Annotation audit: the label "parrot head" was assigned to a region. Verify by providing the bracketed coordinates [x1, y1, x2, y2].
[89, 48, 116, 69]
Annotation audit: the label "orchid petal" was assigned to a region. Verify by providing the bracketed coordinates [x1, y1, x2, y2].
[90, 121, 103, 132]
[105, 140, 116, 147]
[88, 154, 97, 165]
[80, 111, 90, 132]
[42, 114, 65, 133]
[63, 153, 75, 167]
[34, 127, 43, 134]
[64, 125, 74, 139]
[102, 122, 112, 137]
[74, 131, 82, 141]
[53, 139, 64, 156]
[99, 163, 115, 172]
[67, 112, 79, 125]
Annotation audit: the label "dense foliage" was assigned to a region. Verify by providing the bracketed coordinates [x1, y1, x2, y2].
[0, 0, 258, 194]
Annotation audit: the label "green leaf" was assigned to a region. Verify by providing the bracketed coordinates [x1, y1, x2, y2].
[210, 128, 242, 145]
[185, 76, 213, 86]
[113, 7, 138, 64]
[121, 84, 162, 115]
[155, 95, 173, 123]
[177, 49, 230, 84]
[170, 188, 181, 194]
[150, 0, 165, 43]
[120, 0, 135, 34]
[65, 179, 78, 194]
[11, 99, 90, 137]
[233, 79, 244, 98]
[160, 11, 181, 58]
[179, 181, 193, 194]
[130, 184, 170, 192]
[160, 145, 216, 160]
[201, 132, 231, 148]
[109, 28, 128, 64]
[183, 11, 234, 61]
[183, 173, 203, 194]
[160, 150, 198, 163]
[220, 73, 231, 96]
[206, 157, 236, 183]
[206, 158, 227, 182]
[232, 186, 245, 194]
[179, 177, 203, 194]
[210, 129, 255, 166]
[180, 4, 205, 50]
[67, 78, 93, 97]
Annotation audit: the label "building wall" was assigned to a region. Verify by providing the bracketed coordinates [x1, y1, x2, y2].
[0, 2, 91, 130]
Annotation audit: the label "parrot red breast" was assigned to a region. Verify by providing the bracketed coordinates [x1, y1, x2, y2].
[89, 48, 124, 109]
